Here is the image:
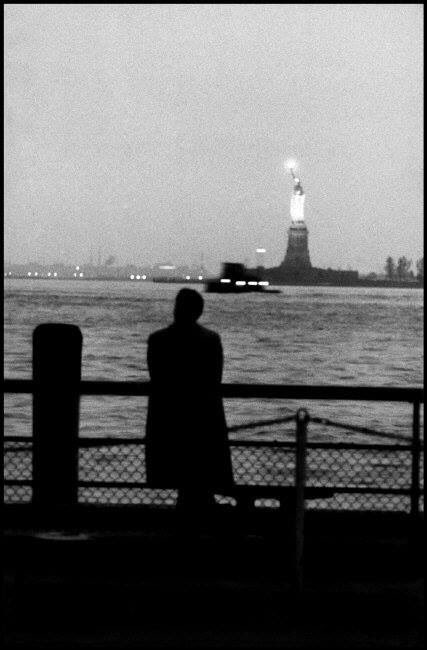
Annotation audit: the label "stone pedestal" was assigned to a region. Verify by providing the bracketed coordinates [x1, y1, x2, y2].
[281, 222, 312, 271]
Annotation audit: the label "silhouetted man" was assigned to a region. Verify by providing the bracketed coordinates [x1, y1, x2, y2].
[145, 288, 233, 510]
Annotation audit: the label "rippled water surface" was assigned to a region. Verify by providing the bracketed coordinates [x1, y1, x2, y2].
[4, 280, 423, 442]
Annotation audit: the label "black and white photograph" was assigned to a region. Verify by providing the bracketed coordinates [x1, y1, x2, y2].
[4, 4, 423, 648]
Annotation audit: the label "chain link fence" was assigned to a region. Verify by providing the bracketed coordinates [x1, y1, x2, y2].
[4, 434, 423, 511]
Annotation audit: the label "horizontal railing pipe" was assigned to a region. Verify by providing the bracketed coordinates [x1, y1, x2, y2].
[4, 436, 420, 452]
[3, 379, 424, 402]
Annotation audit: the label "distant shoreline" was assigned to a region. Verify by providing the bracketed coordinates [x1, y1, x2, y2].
[4, 276, 423, 289]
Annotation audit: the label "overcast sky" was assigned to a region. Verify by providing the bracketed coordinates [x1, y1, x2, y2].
[4, 4, 423, 273]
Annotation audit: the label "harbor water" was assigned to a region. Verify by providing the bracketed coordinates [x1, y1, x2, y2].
[4, 279, 423, 444]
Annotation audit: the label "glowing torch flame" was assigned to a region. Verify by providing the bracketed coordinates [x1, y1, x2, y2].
[285, 158, 297, 172]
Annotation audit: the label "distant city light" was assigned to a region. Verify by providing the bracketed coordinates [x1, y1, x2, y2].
[34, 272, 38, 276]
[76, 266, 80, 271]
[4, 273, 7, 277]
[185, 275, 190, 280]
[235, 281, 246, 286]
[198, 275, 203, 280]
[142, 275, 147, 280]
[79, 273, 84, 277]
[258, 281, 269, 286]
[47, 272, 51, 277]
[53, 272, 58, 277]
[28, 272, 32, 276]
[8, 272, 12, 275]
[136, 275, 141, 280]
[159, 265, 175, 270]
[130, 274, 135, 280]
[248, 281, 257, 286]
[220, 279, 231, 283]
[73, 273, 77, 277]
[256, 248, 266, 253]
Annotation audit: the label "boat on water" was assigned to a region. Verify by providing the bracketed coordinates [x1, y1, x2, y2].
[205, 262, 281, 294]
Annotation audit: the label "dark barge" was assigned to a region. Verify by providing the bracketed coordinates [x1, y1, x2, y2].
[205, 262, 281, 293]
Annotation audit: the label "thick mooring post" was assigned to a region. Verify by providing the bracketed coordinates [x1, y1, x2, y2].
[294, 408, 309, 594]
[32, 324, 82, 508]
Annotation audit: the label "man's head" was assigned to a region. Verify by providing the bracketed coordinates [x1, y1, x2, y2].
[173, 288, 204, 325]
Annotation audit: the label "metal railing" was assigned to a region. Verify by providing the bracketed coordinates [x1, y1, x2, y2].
[4, 380, 424, 511]
[4, 321, 424, 512]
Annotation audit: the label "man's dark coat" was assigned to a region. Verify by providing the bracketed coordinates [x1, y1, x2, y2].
[145, 322, 234, 489]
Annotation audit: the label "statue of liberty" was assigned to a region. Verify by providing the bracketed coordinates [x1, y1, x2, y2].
[281, 161, 311, 271]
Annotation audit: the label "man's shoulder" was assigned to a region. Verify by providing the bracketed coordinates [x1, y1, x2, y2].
[197, 324, 221, 342]
[148, 326, 172, 344]
[148, 323, 221, 343]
